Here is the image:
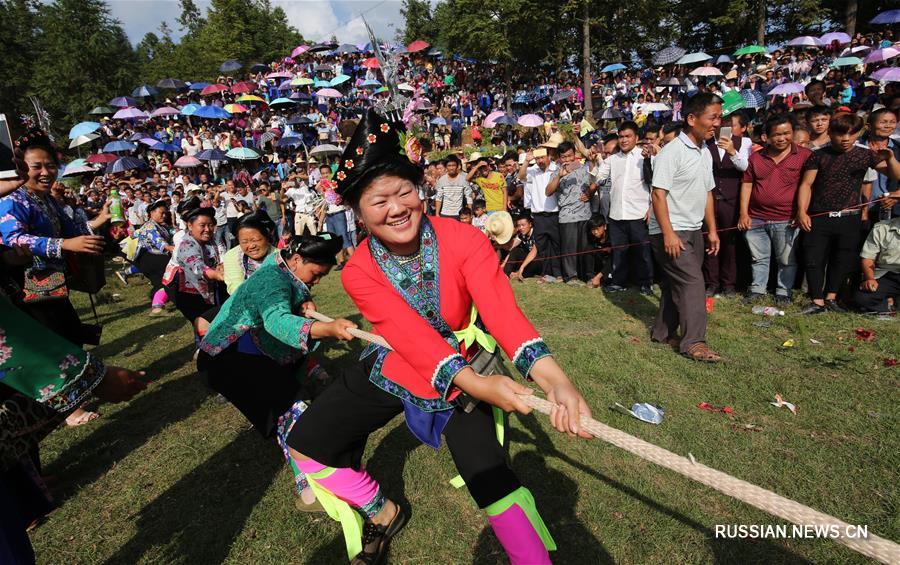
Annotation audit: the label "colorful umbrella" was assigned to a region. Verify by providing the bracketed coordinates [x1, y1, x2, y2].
[601, 63, 626, 73]
[871, 9, 900, 25]
[407, 40, 429, 53]
[102, 140, 137, 153]
[193, 105, 231, 119]
[225, 147, 260, 160]
[517, 114, 544, 127]
[483, 110, 506, 128]
[223, 103, 249, 114]
[200, 84, 228, 96]
[291, 77, 314, 86]
[259, 130, 279, 145]
[657, 77, 683, 87]
[314, 88, 343, 98]
[652, 46, 686, 66]
[235, 94, 267, 105]
[69, 121, 101, 139]
[734, 45, 766, 56]
[151, 106, 180, 117]
[106, 156, 145, 174]
[335, 44, 359, 54]
[767, 82, 804, 96]
[113, 108, 149, 120]
[86, 153, 118, 164]
[675, 52, 712, 65]
[132, 85, 158, 97]
[109, 96, 139, 107]
[864, 47, 900, 64]
[820, 32, 851, 45]
[740, 89, 766, 108]
[231, 81, 256, 94]
[309, 144, 341, 157]
[88, 106, 114, 115]
[157, 78, 187, 89]
[220, 60, 242, 73]
[138, 137, 159, 146]
[314, 79, 332, 88]
[197, 149, 227, 161]
[787, 36, 824, 48]
[174, 156, 201, 168]
[831, 56, 863, 67]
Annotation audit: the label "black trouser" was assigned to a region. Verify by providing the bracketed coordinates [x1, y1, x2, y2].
[854, 272, 900, 313]
[702, 197, 739, 292]
[802, 214, 862, 300]
[650, 230, 707, 353]
[503, 246, 541, 278]
[559, 220, 589, 281]
[288, 359, 519, 509]
[21, 298, 85, 347]
[608, 218, 653, 287]
[532, 213, 561, 278]
[135, 252, 169, 305]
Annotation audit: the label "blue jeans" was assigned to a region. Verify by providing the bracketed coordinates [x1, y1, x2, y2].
[743, 219, 798, 297]
[215, 224, 229, 251]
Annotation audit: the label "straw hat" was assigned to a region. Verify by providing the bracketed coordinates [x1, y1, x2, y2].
[484, 211, 514, 245]
[540, 132, 565, 149]
[467, 151, 483, 163]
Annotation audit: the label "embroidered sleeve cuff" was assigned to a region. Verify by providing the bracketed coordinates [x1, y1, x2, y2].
[295, 318, 313, 354]
[46, 354, 106, 413]
[512, 338, 552, 380]
[47, 238, 64, 259]
[431, 353, 468, 401]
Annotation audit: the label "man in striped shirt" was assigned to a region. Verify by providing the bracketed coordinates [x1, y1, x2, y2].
[434, 155, 473, 220]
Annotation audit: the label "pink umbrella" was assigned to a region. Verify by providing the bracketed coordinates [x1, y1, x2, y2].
[174, 156, 201, 168]
[517, 114, 544, 128]
[266, 71, 293, 79]
[113, 107, 149, 120]
[291, 45, 310, 58]
[315, 88, 343, 98]
[201, 84, 228, 96]
[871, 67, 900, 82]
[689, 66, 723, 76]
[787, 36, 823, 48]
[767, 82, 805, 96]
[820, 32, 851, 45]
[151, 106, 180, 117]
[483, 110, 506, 128]
[864, 47, 900, 64]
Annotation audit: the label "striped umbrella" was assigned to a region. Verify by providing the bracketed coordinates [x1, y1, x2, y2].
[106, 156, 145, 174]
[174, 156, 201, 168]
[652, 46, 686, 66]
[197, 149, 227, 161]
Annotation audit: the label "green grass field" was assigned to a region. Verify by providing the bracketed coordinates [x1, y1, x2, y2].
[28, 268, 899, 564]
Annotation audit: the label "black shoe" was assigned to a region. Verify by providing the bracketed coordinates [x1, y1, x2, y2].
[705, 287, 716, 297]
[800, 303, 826, 315]
[721, 288, 737, 298]
[824, 299, 848, 313]
[743, 292, 766, 304]
[639, 285, 654, 296]
[604, 284, 626, 293]
[351, 505, 407, 565]
[774, 295, 791, 306]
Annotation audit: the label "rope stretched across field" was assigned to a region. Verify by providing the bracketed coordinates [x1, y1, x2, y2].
[307, 310, 900, 563]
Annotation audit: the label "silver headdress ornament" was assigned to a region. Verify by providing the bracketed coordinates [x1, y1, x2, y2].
[364, 18, 409, 123]
[20, 97, 54, 141]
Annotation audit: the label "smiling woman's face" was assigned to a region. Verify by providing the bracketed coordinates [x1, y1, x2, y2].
[23, 147, 58, 195]
[357, 174, 423, 254]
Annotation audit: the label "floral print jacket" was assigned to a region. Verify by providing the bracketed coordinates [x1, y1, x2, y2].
[163, 233, 220, 304]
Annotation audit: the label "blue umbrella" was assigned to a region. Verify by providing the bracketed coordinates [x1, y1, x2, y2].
[149, 142, 182, 153]
[193, 105, 231, 119]
[314, 79, 331, 88]
[871, 9, 900, 24]
[276, 136, 302, 148]
[430, 117, 447, 126]
[109, 96, 139, 107]
[494, 115, 518, 126]
[220, 60, 242, 73]
[69, 121, 101, 139]
[180, 103, 200, 116]
[226, 147, 260, 160]
[601, 63, 627, 73]
[196, 148, 227, 161]
[330, 74, 350, 86]
[740, 89, 766, 108]
[127, 132, 147, 142]
[335, 44, 359, 54]
[188, 82, 210, 91]
[103, 140, 137, 153]
[715, 55, 733, 64]
[106, 156, 145, 174]
[269, 97, 298, 107]
[132, 85, 158, 97]
[360, 79, 382, 88]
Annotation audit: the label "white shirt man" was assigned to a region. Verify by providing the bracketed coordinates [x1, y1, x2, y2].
[594, 149, 651, 221]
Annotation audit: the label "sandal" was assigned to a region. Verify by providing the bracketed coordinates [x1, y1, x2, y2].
[683, 342, 722, 363]
[294, 496, 325, 513]
[351, 504, 407, 565]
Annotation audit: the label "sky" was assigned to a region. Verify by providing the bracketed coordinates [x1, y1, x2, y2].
[106, 0, 405, 45]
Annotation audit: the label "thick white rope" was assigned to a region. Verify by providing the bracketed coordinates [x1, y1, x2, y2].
[307, 310, 900, 563]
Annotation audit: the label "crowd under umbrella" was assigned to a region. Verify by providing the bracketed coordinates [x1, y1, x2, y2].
[226, 147, 260, 160]
[276, 136, 302, 148]
[831, 56, 863, 67]
[132, 85, 158, 98]
[267, 71, 293, 80]
[740, 89, 766, 108]
[86, 153, 118, 164]
[767, 82, 805, 96]
[88, 106, 114, 115]
[197, 148, 227, 161]
[864, 47, 900, 64]
[652, 46, 686, 66]
[157, 78, 187, 90]
[870, 9, 900, 24]
[109, 96, 139, 107]
[193, 105, 231, 119]
[600, 63, 626, 73]
[871, 67, 900, 81]
[675, 52, 712, 65]
[788, 35, 824, 48]
[820, 31, 851, 45]
[106, 156, 145, 174]
[113, 107, 149, 120]
[103, 140, 137, 153]
[734, 45, 767, 56]
[69, 121, 101, 139]
[174, 155, 201, 168]
[517, 113, 544, 127]
[220, 59, 242, 73]
[151, 106, 180, 118]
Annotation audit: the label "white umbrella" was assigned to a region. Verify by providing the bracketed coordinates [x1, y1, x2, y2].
[641, 103, 671, 112]
[69, 133, 100, 149]
[309, 144, 342, 157]
[689, 66, 724, 76]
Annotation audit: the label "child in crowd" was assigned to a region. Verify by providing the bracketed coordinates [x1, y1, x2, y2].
[459, 207, 473, 224]
[472, 199, 488, 231]
[586, 214, 611, 288]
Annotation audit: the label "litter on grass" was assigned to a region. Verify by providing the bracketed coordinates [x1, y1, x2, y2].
[698, 402, 733, 414]
[612, 402, 664, 424]
[770, 393, 797, 415]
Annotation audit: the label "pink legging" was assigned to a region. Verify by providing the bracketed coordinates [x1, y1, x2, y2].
[152, 288, 169, 308]
[294, 458, 384, 518]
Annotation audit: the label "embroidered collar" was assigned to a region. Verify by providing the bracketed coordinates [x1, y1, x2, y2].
[274, 250, 311, 296]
